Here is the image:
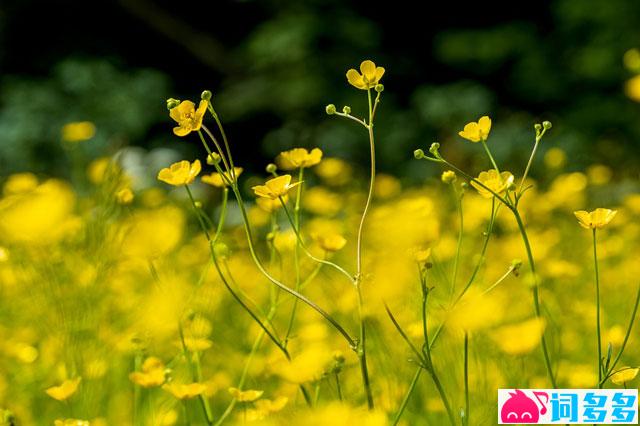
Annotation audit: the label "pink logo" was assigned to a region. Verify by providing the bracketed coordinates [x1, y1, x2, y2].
[500, 389, 548, 423]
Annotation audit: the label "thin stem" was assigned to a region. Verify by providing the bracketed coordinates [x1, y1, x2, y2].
[392, 367, 422, 426]
[481, 140, 500, 173]
[451, 186, 464, 295]
[518, 137, 541, 195]
[463, 332, 469, 426]
[335, 372, 343, 402]
[593, 229, 603, 387]
[600, 282, 640, 385]
[284, 167, 305, 347]
[512, 209, 557, 388]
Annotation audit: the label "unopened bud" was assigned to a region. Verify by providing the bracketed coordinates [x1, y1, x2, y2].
[214, 242, 230, 259]
[429, 142, 440, 156]
[194, 201, 203, 209]
[441, 170, 457, 184]
[207, 153, 221, 165]
[375, 84, 384, 93]
[342, 105, 351, 114]
[325, 104, 336, 115]
[413, 149, 425, 160]
[542, 121, 552, 130]
[534, 123, 542, 133]
[266, 163, 278, 174]
[166, 98, 180, 110]
[201, 90, 212, 101]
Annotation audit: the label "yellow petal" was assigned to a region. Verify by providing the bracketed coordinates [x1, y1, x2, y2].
[360, 60, 377, 83]
[375, 66, 385, 83]
[346, 69, 366, 90]
[478, 116, 492, 138]
[573, 210, 591, 229]
[611, 367, 639, 385]
[491, 318, 546, 355]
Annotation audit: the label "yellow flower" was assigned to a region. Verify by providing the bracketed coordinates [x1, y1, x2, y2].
[441, 170, 457, 184]
[490, 318, 546, 355]
[313, 232, 347, 252]
[246, 396, 289, 421]
[163, 382, 207, 400]
[46, 377, 81, 401]
[157, 160, 201, 186]
[54, 420, 90, 426]
[116, 188, 134, 204]
[346, 60, 385, 90]
[458, 116, 492, 142]
[412, 247, 432, 264]
[573, 208, 617, 229]
[129, 357, 166, 388]
[3, 173, 39, 195]
[201, 167, 243, 188]
[625, 75, 640, 102]
[610, 367, 639, 385]
[61, 121, 96, 142]
[277, 148, 323, 170]
[256, 195, 288, 212]
[470, 169, 514, 198]
[252, 175, 300, 200]
[228, 387, 264, 402]
[169, 100, 208, 136]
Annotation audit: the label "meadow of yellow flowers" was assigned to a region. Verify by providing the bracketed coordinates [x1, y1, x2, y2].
[0, 60, 638, 425]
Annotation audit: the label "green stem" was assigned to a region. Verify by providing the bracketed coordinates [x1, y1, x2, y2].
[512, 209, 557, 388]
[392, 367, 422, 426]
[451, 186, 464, 295]
[481, 140, 500, 173]
[593, 229, 603, 387]
[335, 372, 343, 402]
[463, 332, 469, 426]
[284, 167, 305, 347]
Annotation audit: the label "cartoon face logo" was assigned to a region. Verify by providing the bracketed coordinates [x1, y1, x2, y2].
[500, 389, 548, 423]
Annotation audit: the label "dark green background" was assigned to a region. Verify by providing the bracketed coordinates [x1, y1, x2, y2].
[2, 0, 640, 185]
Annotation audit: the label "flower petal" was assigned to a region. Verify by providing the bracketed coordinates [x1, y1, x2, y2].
[346, 69, 366, 89]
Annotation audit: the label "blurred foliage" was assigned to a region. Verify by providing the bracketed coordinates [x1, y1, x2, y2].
[2, 0, 640, 184]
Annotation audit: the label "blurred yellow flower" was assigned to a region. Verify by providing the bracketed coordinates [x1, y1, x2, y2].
[470, 169, 514, 198]
[624, 75, 640, 102]
[129, 357, 166, 388]
[544, 147, 567, 170]
[277, 148, 323, 170]
[228, 387, 263, 402]
[441, 170, 457, 184]
[122, 205, 184, 258]
[46, 377, 81, 401]
[412, 247, 432, 264]
[115, 188, 134, 204]
[252, 175, 300, 200]
[54, 420, 90, 426]
[246, 396, 289, 421]
[169, 100, 208, 136]
[157, 160, 201, 186]
[3, 173, 38, 195]
[346, 60, 385, 90]
[490, 318, 546, 355]
[573, 208, 617, 229]
[458, 116, 491, 142]
[256, 195, 288, 212]
[610, 367, 639, 385]
[315, 157, 352, 186]
[303, 187, 342, 216]
[313, 232, 347, 252]
[61, 121, 96, 142]
[163, 382, 207, 400]
[201, 167, 243, 188]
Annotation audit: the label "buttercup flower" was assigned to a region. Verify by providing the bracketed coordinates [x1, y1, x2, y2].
[441, 170, 457, 184]
[256, 195, 288, 212]
[247, 397, 289, 421]
[129, 357, 166, 388]
[252, 175, 300, 200]
[157, 160, 201, 186]
[412, 248, 432, 264]
[163, 382, 207, 400]
[458, 116, 492, 142]
[470, 169, 514, 198]
[277, 148, 323, 170]
[62, 121, 96, 143]
[46, 377, 81, 401]
[610, 367, 639, 385]
[201, 167, 243, 188]
[573, 208, 617, 229]
[228, 387, 264, 402]
[313, 232, 347, 252]
[169, 100, 208, 136]
[116, 188, 134, 204]
[346, 60, 385, 90]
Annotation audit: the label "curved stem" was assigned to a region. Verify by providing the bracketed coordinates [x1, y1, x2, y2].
[512, 209, 557, 388]
[392, 367, 422, 426]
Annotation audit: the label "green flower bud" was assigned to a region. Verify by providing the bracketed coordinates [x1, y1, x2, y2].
[534, 123, 542, 132]
[194, 201, 202, 209]
[413, 149, 425, 160]
[542, 121, 552, 130]
[429, 142, 440, 156]
[441, 170, 457, 184]
[342, 105, 351, 114]
[266, 163, 278, 174]
[201, 90, 212, 101]
[166, 98, 180, 110]
[214, 242, 230, 259]
[207, 153, 221, 165]
[325, 104, 337, 115]
[375, 84, 384, 93]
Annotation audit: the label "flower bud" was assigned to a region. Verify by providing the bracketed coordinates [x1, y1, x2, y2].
[534, 123, 542, 132]
[429, 142, 440, 156]
[166, 98, 180, 110]
[413, 149, 425, 160]
[375, 84, 384, 93]
[207, 153, 221, 165]
[201, 90, 212, 101]
[266, 163, 278, 174]
[194, 201, 202, 209]
[325, 104, 336, 115]
[441, 170, 457, 184]
[542, 121, 552, 130]
[342, 105, 351, 114]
